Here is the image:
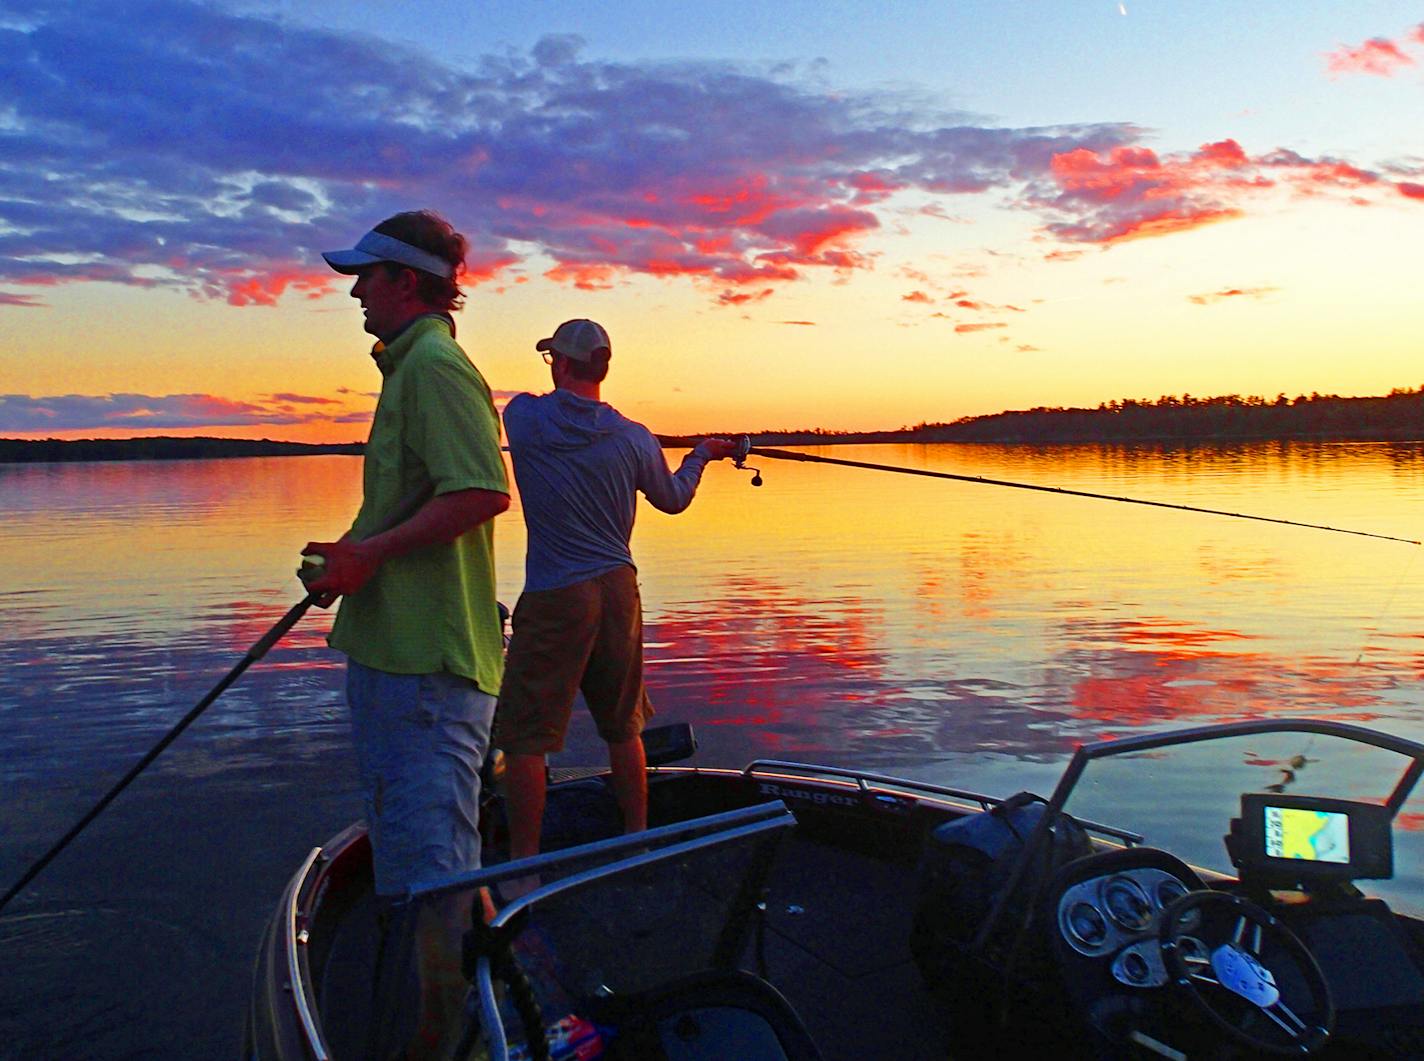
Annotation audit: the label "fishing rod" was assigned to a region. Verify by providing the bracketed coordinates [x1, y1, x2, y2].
[0, 487, 431, 916]
[729, 438, 1420, 546]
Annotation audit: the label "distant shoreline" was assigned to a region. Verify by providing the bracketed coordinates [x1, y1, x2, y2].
[0, 437, 365, 464]
[5, 388, 1424, 463]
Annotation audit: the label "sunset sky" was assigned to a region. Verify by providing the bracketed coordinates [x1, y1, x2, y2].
[1, 1, 1422, 441]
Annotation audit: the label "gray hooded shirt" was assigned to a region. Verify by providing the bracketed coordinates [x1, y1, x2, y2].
[503, 389, 713, 592]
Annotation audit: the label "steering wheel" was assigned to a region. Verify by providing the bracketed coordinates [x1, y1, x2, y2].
[1158, 891, 1334, 1056]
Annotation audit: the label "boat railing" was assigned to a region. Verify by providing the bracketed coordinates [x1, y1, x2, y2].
[413, 800, 798, 1061]
[282, 846, 331, 1061]
[743, 758, 1145, 845]
[409, 799, 795, 902]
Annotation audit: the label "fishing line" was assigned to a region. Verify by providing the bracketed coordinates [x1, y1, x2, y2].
[731, 442, 1420, 546]
[1352, 546, 1422, 666]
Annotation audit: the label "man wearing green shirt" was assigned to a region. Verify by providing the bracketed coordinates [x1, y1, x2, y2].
[303, 210, 508, 1059]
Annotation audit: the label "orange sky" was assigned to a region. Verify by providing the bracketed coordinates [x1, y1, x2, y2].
[2, 4, 1422, 442]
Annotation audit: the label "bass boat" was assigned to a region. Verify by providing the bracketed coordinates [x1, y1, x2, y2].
[246, 717, 1424, 1059]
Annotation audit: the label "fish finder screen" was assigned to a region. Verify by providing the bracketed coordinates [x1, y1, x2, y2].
[1263, 805, 1350, 864]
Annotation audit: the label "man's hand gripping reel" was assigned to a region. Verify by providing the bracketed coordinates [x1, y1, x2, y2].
[732, 435, 762, 486]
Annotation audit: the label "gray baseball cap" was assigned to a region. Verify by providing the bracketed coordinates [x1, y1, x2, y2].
[535, 319, 612, 362]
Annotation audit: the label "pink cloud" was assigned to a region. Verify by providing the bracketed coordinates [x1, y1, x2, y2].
[1399, 182, 1424, 200]
[847, 170, 904, 204]
[954, 322, 1007, 333]
[219, 268, 336, 308]
[1325, 36, 1417, 78]
[717, 288, 775, 306]
[902, 290, 933, 304]
[464, 251, 521, 285]
[543, 262, 621, 291]
[1036, 138, 1404, 246]
[1187, 286, 1278, 305]
[0, 292, 46, 308]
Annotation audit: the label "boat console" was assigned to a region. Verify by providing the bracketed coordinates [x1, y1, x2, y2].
[1039, 787, 1424, 1058]
[1225, 792, 1424, 1057]
[905, 720, 1424, 1059]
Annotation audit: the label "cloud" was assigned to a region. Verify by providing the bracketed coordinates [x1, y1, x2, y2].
[0, 392, 366, 432]
[268, 392, 341, 405]
[1029, 139, 1406, 245]
[1324, 32, 1419, 78]
[1187, 286, 1278, 305]
[902, 290, 933, 304]
[0, 291, 45, 307]
[954, 322, 1007, 333]
[717, 287, 775, 306]
[1399, 182, 1424, 200]
[778, 320, 816, 326]
[0, 0, 1135, 308]
[0, 1, 1418, 313]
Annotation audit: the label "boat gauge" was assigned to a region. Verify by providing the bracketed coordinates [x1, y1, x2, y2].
[1120, 951, 1151, 984]
[1176, 936, 1209, 964]
[1154, 876, 1190, 909]
[1101, 876, 1153, 931]
[1066, 901, 1109, 948]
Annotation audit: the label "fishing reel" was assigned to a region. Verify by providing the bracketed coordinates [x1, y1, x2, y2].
[732, 435, 762, 486]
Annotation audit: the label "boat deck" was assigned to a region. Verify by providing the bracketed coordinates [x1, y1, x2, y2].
[311, 775, 955, 1060]
[755, 832, 948, 1059]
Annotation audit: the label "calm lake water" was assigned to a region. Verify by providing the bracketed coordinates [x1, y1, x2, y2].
[4, 442, 1424, 1057]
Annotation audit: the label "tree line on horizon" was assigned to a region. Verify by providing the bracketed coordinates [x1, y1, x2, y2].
[666, 386, 1424, 447]
[5, 387, 1424, 462]
[0, 436, 364, 463]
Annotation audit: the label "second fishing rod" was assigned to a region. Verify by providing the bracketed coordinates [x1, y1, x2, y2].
[727, 438, 1419, 547]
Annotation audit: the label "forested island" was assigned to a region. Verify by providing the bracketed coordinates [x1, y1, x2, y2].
[5, 387, 1424, 463]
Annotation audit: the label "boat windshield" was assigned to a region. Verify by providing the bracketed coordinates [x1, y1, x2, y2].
[1054, 720, 1424, 913]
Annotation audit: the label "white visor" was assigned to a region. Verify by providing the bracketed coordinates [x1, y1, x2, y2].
[322, 230, 456, 279]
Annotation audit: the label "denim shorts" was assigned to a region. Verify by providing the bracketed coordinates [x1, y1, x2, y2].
[346, 660, 496, 897]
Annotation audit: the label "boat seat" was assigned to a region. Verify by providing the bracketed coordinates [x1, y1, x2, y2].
[589, 968, 824, 1060]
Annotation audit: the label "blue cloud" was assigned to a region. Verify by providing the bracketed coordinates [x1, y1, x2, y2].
[10, 1, 1400, 309]
[0, 392, 367, 431]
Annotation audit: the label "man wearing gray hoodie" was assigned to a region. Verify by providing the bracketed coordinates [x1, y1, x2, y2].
[495, 319, 736, 865]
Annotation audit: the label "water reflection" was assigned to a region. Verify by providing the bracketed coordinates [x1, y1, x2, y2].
[4, 444, 1424, 1054]
[5, 444, 1424, 778]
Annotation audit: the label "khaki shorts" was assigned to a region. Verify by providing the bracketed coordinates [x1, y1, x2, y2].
[495, 566, 654, 755]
